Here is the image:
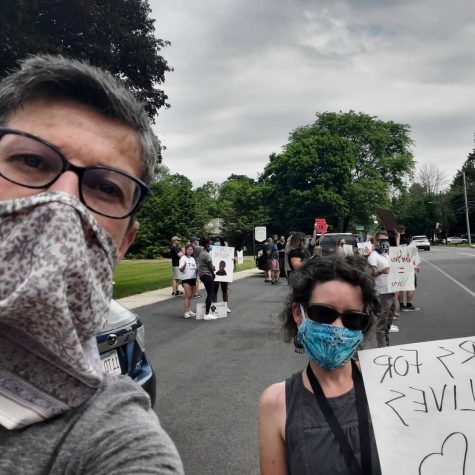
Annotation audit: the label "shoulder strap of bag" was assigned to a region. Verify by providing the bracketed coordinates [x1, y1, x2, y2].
[306, 361, 372, 475]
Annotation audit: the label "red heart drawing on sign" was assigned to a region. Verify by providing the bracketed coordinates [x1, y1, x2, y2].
[418, 432, 468, 475]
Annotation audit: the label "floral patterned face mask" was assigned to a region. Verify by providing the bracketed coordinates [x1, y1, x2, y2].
[0, 191, 118, 429]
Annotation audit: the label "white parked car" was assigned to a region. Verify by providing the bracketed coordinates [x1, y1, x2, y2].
[446, 236, 468, 245]
[412, 236, 430, 251]
[411, 235, 430, 251]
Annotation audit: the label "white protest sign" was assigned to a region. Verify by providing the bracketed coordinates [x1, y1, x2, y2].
[237, 250, 244, 265]
[255, 226, 267, 242]
[195, 302, 228, 319]
[388, 246, 418, 292]
[210, 246, 235, 282]
[359, 337, 475, 475]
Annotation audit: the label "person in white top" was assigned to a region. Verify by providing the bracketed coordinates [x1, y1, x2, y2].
[179, 244, 197, 318]
[367, 230, 396, 346]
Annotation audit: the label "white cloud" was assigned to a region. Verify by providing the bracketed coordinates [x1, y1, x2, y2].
[151, 0, 475, 186]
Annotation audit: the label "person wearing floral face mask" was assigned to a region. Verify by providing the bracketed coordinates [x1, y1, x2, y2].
[258, 255, 382, 475]
[0, 56, 183, 474]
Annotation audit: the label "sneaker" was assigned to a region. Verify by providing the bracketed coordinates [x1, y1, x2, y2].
[172, 291, 177, 296]
[183, 312, 191, 319]
[204, 313, 218, 320]
[226, 306, 232, 313]
[389, 324, 399, 333]
[188, 310, 196, 317]
[403, 303, 420, 311]
[193, 294, 202, 299]
[177, 291, 184, 295]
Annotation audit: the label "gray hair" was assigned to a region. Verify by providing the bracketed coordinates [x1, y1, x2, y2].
[0, 55, 158, 185]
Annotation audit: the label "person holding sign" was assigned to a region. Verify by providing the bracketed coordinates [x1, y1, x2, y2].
[258, 256, 381, 475]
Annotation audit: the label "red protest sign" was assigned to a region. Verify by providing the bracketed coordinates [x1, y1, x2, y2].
[315, 218, 328, 234]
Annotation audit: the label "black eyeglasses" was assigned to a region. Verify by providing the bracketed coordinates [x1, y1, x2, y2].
[0, 127, 148, 219]
[306, 303, 370, 331]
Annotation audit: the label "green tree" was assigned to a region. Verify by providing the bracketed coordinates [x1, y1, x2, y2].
[392, 183, 441, 237]
[446, 151, 475, 236]
[260, 111, 415, 233]
[218, 175, 270, 250]
[128, 169, 211, 258]
[0, 0, 171, 121]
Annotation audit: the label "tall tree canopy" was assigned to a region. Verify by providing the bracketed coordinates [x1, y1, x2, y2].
[0, 0, 171, 120]
[217, 175, 270, 250]
[446, 151, 475, 236]
[260, 111, 415, 232]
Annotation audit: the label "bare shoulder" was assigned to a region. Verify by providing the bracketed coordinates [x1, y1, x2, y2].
[259, 381, 286, 412]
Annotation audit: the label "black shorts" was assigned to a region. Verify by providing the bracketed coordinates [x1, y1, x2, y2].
[182, 278, 197, 287]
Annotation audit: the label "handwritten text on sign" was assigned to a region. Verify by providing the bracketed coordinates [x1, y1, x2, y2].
[210, 246, 235, 282]
[359, 337, 475, 475]
[387, 246, 419, 292]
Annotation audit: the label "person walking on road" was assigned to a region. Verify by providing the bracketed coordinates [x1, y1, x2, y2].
[179, 244, 197, 319]
[258, 256, 382, 475]
[170, 236, 184, 296]
[198, 238, 217, 320]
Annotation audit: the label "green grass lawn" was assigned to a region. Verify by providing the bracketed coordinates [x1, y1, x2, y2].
[113, 256, 257, 299]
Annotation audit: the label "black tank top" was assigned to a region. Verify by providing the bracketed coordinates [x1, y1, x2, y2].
[285, 371, 382, 475]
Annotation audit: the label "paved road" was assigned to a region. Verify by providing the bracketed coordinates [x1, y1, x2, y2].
[135, 247, 475, 475]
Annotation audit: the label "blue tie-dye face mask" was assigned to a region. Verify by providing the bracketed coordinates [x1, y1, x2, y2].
[298, 306, 363, 371]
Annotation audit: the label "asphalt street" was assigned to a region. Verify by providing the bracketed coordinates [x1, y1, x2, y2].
[135, 247, 475, 475]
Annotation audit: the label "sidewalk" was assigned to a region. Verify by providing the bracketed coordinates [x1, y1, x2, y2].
[117, 267, 262, 310]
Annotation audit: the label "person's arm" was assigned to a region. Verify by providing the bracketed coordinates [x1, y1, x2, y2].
[206, 254, 215, 273]
[258, 383, 287, 475]
[179, 256, 186, 273]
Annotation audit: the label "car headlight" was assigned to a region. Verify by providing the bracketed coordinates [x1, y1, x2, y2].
[136, 325, 146, 352]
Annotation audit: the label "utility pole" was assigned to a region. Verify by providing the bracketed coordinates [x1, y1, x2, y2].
[463, 171, 472, 246]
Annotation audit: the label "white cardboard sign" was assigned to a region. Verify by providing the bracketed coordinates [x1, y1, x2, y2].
[359, 337, 475, 475]
[195, 302, 228, 319]
[237, 250, 244, 265]
[254, 226, 267, 242]
[210, 246, 235, 282]
[388, 246, 418, 292]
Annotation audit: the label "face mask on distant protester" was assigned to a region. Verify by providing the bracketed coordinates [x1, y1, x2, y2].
[298, 305, 363, 371]
[375, 239, 390, 254]
[0, 191, 118, 429]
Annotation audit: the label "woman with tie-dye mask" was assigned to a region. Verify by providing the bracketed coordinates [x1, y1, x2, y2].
[258, 255, 382, 475]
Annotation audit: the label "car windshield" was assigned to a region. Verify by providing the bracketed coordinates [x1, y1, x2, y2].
[413, 236, 427, 240]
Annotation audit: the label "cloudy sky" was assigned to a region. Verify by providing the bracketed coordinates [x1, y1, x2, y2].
[150, 0, 475, 187]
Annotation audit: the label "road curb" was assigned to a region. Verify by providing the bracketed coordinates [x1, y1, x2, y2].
[117, 267, 262, 310]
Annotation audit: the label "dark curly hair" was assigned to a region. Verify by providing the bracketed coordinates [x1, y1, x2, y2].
[281, 255, 379, 341]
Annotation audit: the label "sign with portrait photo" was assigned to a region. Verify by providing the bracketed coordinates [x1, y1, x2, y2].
[210, 246, 235, 283]
[359, 337, 475, 475]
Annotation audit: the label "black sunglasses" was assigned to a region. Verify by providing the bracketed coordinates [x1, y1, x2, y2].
[305, 304, 370, 331]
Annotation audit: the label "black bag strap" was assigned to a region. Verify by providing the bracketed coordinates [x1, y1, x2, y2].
[306, 360, 372, 475]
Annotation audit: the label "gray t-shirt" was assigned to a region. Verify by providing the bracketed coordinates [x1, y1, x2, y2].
[197, 249, 214, 277]
[0, 375, 183, 475]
